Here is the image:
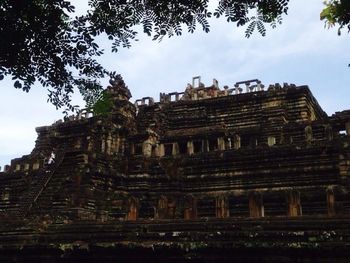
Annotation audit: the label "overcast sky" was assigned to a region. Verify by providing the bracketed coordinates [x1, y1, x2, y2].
[0, 0, 349, 168]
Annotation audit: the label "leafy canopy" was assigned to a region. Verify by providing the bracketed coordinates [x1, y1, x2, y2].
[0, 1, 105, 112]
[321, 0, 350, 35]
[91, 90, 114, 116]
[1, 0, 348, 113]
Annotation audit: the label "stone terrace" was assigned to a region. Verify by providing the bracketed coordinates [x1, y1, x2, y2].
[0, 75, 350, 262]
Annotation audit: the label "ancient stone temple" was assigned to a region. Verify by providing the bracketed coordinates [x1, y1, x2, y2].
[0, 75, 350, 262]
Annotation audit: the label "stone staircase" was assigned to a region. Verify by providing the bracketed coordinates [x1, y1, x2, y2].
[30, 150, 87, 218]
[12, 151, 67, 218]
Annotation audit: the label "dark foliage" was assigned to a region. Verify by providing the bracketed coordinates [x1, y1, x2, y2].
[0, 0, 105, 112]
[321, 0, 350, 35]
[1, 0, 291, 112]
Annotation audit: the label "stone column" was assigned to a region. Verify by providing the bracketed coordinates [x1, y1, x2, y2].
[167, 199, 176, 219]
[218, 137, 225, 151]
[32, 163, 39, 170]
[120, 138, 126, 154]
[287, 190, 302, 217]
[346, 122, 350, 136]
[106, 133, 112, 154]
[156, 196, 168, 219]
[234, 134, 241, 150]
[193, 92, 198, 100]
[101, 136, 106, 153]
[327, 189, 335, 216]
[338, 154, 349, 182]
[115, 136, 121, 153]
[172, 142, 179, 155]
[226, 138, 232, 149]
[184, 196, 197, 220]
[267, 136, 276, 146]
[249, 192, 264, 218]
[216, 196, 229, 218]
[305, 125, 313, 145]
[87, 136, 93, 151]
[324, 125, 333, 141]
[2, 188, 10, 201]
[159, 144, 165, 157]
[126, 197, 138, 221]
[153, 144, 160, 157]
[130, 143, 135, 155]
[187, 141, 194, 155]
[142, 139, 153, 157]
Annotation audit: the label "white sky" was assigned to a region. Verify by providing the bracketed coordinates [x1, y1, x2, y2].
[0, 0, 349, 168]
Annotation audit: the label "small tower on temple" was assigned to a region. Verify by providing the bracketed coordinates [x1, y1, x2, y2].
[105, 74, 136, 121]
[106, 74, 132, 102]
[86, 74, 137, 161]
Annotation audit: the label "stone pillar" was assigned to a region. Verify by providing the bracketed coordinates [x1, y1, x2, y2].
[287, 190, 302, 217]
[120, 138, 126, 154]
[159, 144, 165, 157]
[184, 196, 197, 220]
[106, 133, 112, 154]
[245, 82, 250, 93]
[111, 136, 116, 152]
[167, 199, 176, 219]
[153, 144, 160, 157]
[156, 196, 168, 219]
[234, 134, 241, 150]
[114, 136, 120, 153]
[338, 154, 349, 182]
[101, 137, 106, 153]
[267, 136, 276, 146]
[324, 125, 333, 141]
[234, 84, 239, 94]
[327, 189, 335, 216]
[193, 92, 198, 100]
[226, 138, 232, 149]
[126, 197, 138, 221]
[2, 188, 10, 201]
[249, 192, 264, 218]
[172, 142, 179, 155]
[142, 139, 153, 157]
[305, 125, 313, 145]
[155, 196, 176, 219]
[32, 163, 39, 170]
[216, 196, 229, 218]
[130, 143, 135, 155]
[87, 136, 93, 151]
[187, 141, 194, 155]
[346, 122, 350, 135]
[218, 137, 225, 151]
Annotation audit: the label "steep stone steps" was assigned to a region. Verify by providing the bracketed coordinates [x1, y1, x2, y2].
[29, 151, 87, 217]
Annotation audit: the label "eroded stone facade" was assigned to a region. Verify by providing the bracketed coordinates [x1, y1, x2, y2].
[1, 75, 350, 261]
